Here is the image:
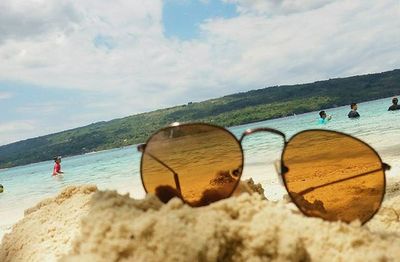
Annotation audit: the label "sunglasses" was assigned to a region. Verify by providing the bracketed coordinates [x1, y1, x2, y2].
[137, 123, 391, 224]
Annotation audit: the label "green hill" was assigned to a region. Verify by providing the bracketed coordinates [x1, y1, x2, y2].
[0, 69, 399, 169]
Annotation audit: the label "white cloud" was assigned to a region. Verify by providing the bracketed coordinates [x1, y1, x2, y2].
[0, 92, 13, 100]
[199, 0, 400, 86]
[16, 102, 62, 115]
[223, 0, 333, 16]
[0, 120, 36, 144]
[0, 120, 35, 132]
[0, 0, 81, 43]
[0, 0, 399, 143]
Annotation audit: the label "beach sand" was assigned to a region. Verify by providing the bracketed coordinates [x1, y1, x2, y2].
[0, 179, 399, 262]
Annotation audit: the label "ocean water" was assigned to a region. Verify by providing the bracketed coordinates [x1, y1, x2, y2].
[1, 97, 399, 239]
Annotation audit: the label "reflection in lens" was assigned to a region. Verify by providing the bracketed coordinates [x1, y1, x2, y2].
[282, 130, 385, 224]
[141, 124, 243, 206]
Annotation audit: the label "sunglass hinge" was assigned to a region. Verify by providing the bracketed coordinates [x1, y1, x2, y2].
[382, 163, 391, 171]
[137, 143, 146, 152]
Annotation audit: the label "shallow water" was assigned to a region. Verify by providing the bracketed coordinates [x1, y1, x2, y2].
[1, 97, 399, 239]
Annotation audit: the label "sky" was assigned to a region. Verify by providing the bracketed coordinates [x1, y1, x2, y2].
[0, 0, 399, 145]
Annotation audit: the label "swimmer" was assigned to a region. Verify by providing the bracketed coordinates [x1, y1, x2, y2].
[347, 103, 360, 118]
[0, 184, 3, 193]
[52, 156, 64, 176]
[388, 97, 400, 111]
[318, 110, 332, 124]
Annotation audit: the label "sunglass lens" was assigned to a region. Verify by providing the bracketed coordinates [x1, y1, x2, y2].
[140, 124, 243, 206]
[282, 130, 385, 224]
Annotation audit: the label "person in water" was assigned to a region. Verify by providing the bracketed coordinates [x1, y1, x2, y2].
[318, 111, 332, 124]
[348, 103, 360, 118]
[52, 156, 64, 176]
[388, 97, 400, 111]
[0, 184, 3, 193]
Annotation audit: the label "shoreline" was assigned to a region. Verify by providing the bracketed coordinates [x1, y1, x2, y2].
[1, 95, 399, 170]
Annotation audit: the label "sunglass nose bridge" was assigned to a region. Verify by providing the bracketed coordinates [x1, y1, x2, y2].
[239, 127, 287, 144]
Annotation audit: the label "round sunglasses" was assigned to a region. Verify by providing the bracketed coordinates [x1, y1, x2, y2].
[137, 123, 390, 224]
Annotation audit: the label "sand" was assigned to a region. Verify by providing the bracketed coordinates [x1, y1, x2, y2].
[0, 186, 97, 262]
[1, 179, 399, 262]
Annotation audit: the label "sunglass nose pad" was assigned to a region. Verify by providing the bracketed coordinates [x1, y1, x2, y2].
[230, 167, 242, 178]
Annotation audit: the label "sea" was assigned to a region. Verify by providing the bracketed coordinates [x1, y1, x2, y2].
[1, 97, 399, 240]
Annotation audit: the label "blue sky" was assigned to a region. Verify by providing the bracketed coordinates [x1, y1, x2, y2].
[163, 0, 237, 39]
[0, 81, 105, 123]
[1, 81, 80, 123]
[0, 0, 399, 145]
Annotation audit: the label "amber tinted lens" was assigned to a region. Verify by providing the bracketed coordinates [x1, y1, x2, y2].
[141, 124, 243, 206]
[283, 130, 385, 224]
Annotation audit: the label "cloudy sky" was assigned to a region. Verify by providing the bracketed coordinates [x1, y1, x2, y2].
[0, 0, 399, 145]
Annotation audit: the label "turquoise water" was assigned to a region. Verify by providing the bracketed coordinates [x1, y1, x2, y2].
[1, 97, 399, 238]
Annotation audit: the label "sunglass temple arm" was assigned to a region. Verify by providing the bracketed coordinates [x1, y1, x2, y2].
[137, 144, 182, 194]
[297, 163, 391, 196]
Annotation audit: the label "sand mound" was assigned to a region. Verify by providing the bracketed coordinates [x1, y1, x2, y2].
[1, 181, 399, 262]
[0, 186, 97, 262]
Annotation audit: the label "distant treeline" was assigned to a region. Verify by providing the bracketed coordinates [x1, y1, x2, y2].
[0, 69, 399, 169]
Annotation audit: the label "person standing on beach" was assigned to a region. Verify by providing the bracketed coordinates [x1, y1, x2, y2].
[52, 156, 64, 176]
[348, 103, 360, 118]
[388, 97, 400, 111]
[318, 111, 332, 124]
